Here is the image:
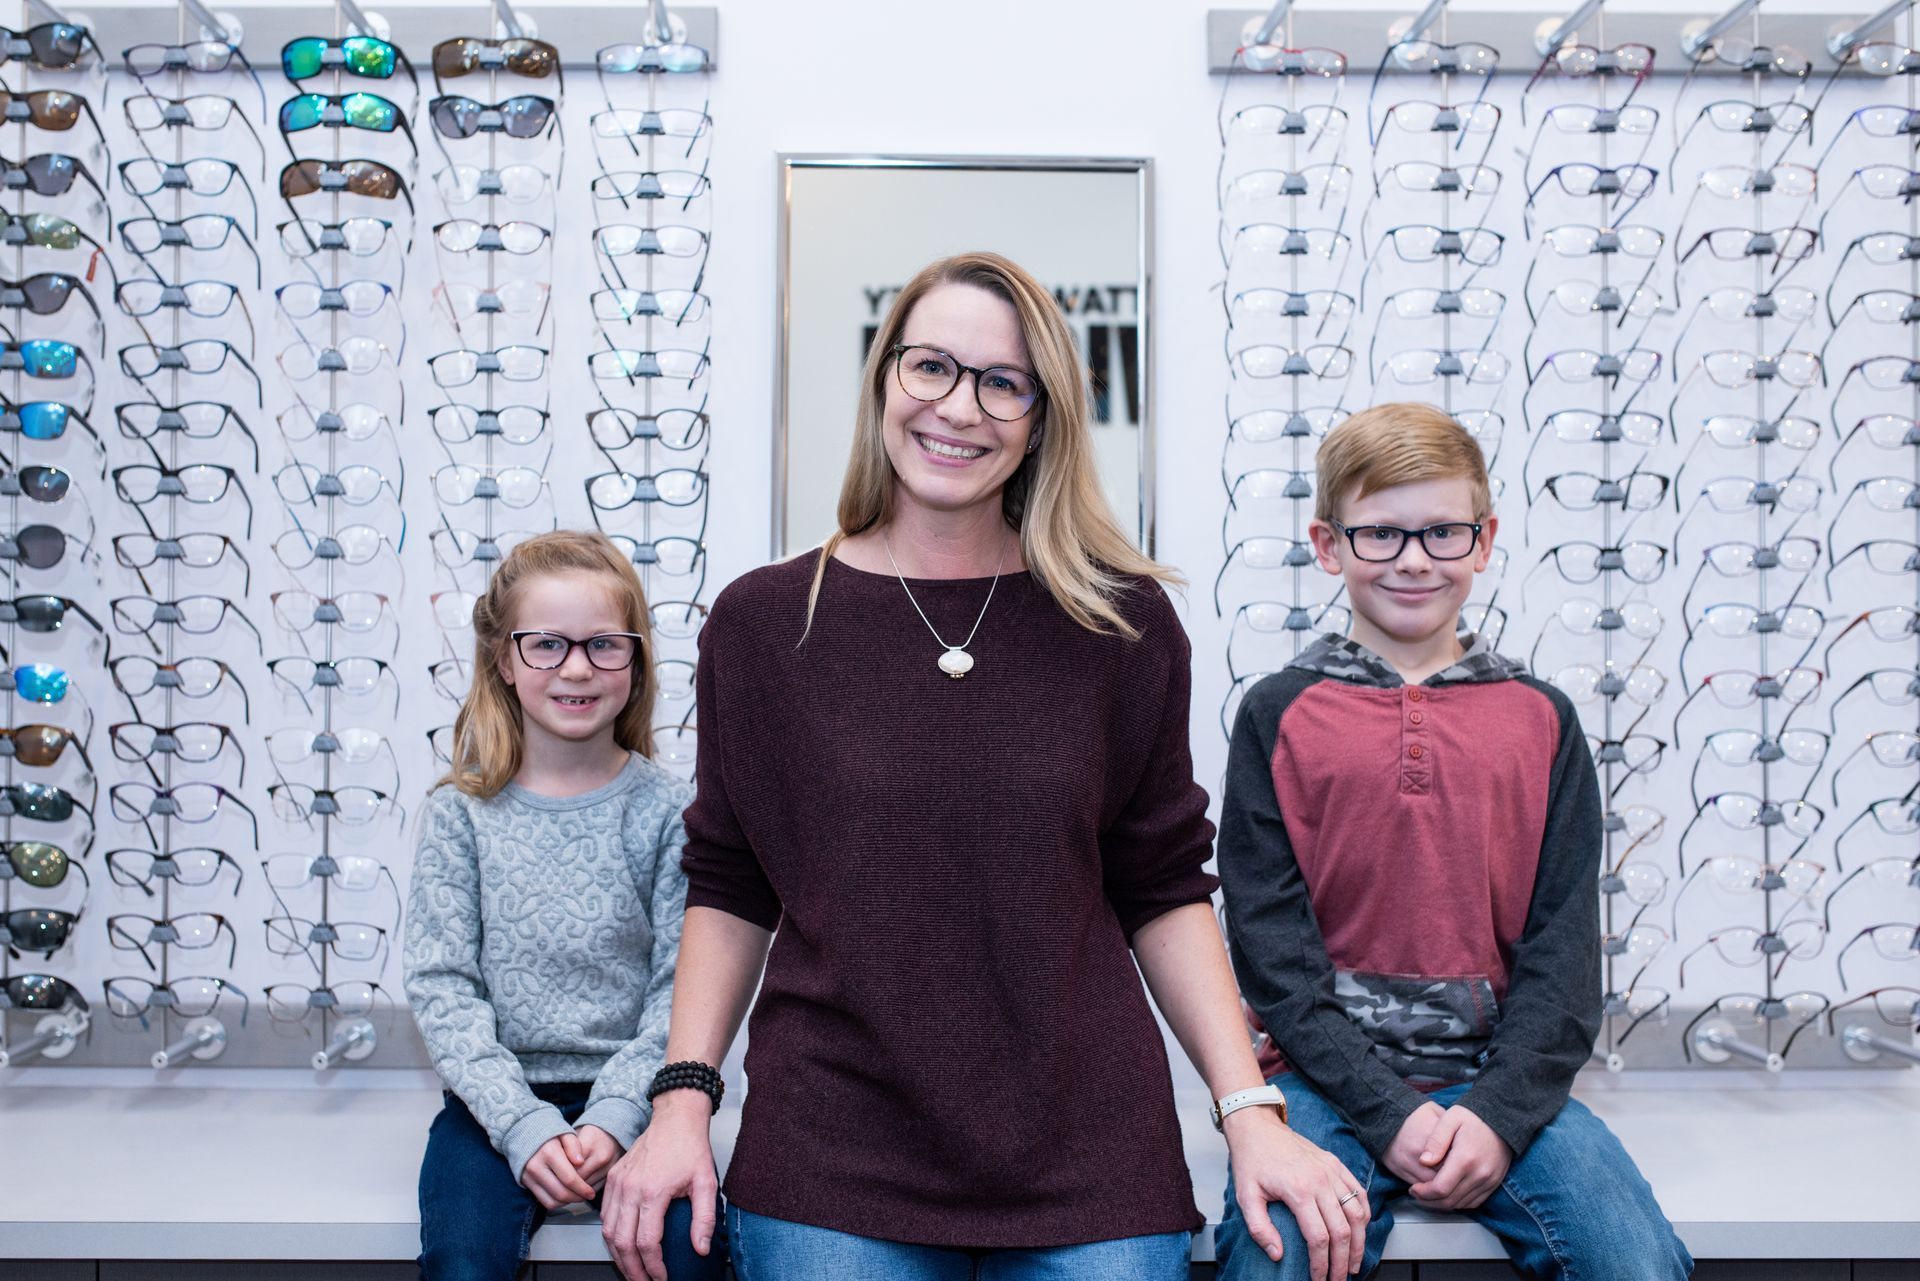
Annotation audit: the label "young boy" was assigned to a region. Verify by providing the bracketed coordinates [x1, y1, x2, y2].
[1212, 404, 1692, 1280]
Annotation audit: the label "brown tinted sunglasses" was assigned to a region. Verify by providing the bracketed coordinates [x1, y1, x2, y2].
[0, 722, 92, 770]
[431, 36, 560, 85]
[278, 158, 414, 216]
[0, 89, 88, 129]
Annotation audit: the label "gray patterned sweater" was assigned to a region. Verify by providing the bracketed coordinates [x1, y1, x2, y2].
[404, 753, 694, 1181]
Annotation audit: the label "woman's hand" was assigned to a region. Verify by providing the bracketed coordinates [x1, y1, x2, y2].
[1224, 1107, 1370, 1281]
[600, 1092, 721, 1281]
[521, 1133, 598, 1209]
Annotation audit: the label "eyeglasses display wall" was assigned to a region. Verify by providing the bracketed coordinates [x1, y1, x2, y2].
[0, 0, 718, 1070]
[1214, 3, 1920, 1072]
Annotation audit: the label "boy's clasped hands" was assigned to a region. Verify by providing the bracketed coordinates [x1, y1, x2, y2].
[1383, 1101, 1514, 1211]
[523, 1125, 625, 1210]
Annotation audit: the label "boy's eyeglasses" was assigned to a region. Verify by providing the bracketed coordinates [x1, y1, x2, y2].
[510, 630, 646, 672]
[1329, 520, 1482, 562]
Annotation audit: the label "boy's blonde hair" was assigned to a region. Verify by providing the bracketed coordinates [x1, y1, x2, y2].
[438, 530, 659, 798]
[1313, 402, 1493, 524]
[805, 250, 1179, 640]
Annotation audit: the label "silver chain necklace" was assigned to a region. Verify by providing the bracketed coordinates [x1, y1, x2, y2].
[882, 532, 1007, 679]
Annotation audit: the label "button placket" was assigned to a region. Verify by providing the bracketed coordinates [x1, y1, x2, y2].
[1400, 686, 1432, 795]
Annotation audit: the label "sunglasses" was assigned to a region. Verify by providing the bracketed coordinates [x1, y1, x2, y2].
[429, 94, 558, 140]
[0, 152, 103, 202]
[2, 23, 102, 70]
[1, 89, 107, 147]
[0, 972, 87, 1013]
[0, 595, 107, 653]
[0, 781, 95, 831]
[1, 662, 75, 704]
[279, 92, 418, 158]
[1, 907, 82, 957]
[433, 35, 561, 85]
[282, 34, 416, 81]
[279, 158, 414, 216]
[0, 839, 86, 890]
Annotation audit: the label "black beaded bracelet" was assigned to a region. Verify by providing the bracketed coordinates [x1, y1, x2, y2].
[646, 1060, 724, 1114]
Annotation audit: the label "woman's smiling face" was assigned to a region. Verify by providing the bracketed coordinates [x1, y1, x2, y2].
[881, 282, 1039, 520]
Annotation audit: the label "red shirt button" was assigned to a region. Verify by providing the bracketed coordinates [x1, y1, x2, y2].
[1408, 689, 1424, 701]
[1409, 745, 1424, 759]
[1410, 711, 1424, 725]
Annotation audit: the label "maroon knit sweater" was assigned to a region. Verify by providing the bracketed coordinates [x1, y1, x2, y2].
[681, 554, 1217, 1248]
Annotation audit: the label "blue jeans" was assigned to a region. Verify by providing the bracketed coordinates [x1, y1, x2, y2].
[728, 1205, 1191, 1280]
[1214, 1077, 1691, 1281]
[418, 1084, 727, 1281]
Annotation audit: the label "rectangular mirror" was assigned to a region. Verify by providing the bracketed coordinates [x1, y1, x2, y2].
[776, 155, 1152, 558]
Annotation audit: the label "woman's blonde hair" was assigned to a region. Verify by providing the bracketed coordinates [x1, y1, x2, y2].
[805, 251, 1176, 638]
[1313, 401, 1493, 523]
[438, 530, 658, 798]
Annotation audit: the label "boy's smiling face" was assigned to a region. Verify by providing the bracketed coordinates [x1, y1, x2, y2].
[1310, 475, 1497, 658]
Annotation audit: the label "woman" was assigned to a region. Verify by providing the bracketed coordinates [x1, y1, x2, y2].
[601, 252, 1367, 1281]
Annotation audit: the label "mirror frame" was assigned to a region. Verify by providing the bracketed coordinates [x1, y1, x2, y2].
[773, 153, 1155, 558]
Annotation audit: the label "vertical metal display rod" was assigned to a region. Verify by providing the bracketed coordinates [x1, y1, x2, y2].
[0, 0, 28, 1054]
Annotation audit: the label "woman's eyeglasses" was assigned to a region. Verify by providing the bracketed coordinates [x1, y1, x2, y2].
[511, 631, 645, 672]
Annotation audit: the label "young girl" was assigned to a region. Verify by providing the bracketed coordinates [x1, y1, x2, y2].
[404, 530, 726, 1280]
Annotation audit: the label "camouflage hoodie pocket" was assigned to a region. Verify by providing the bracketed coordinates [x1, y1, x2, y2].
[1333, 970, 1500, 1087]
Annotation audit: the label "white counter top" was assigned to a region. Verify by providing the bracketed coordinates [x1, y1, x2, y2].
[1, 1079, 1914, 1262]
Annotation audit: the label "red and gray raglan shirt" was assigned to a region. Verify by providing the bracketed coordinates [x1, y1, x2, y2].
[1217, 632, 1603, 1161]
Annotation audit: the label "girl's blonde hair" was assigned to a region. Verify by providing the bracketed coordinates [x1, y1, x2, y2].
[805, 251, 1177, 639]
[439, 530, 658, 798]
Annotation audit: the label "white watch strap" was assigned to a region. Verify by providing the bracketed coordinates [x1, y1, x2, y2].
[1212, 1084, 1287, 1131]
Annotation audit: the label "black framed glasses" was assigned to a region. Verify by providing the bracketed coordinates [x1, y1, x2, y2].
[104, 845, 244, 897]
[103, 975, 248, 1026]
[2, 22, 101, 69]
[108, 912, 237, 971]
[510, 630, 645, 672]
[109, 782, 259, 846]
[1, 152, 104, 202]
[887, 339, 1044, 420]
[113, 531, 251, 595]
[109, 655, 251, 721]
[1328, 519, 1482, 562]
[111, 721, 247, 784]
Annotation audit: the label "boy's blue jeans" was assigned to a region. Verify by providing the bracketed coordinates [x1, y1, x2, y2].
[1214, 1076, 1692, 1281]
[727, 1204, 1192, 1280]
[418, 1083, 727, 1281]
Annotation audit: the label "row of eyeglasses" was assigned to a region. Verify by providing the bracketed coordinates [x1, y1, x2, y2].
[571, 34, 714, 778]
[0, 19, 115, 1043]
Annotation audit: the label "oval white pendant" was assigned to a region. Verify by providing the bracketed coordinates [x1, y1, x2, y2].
[938, 648, 974, 678]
